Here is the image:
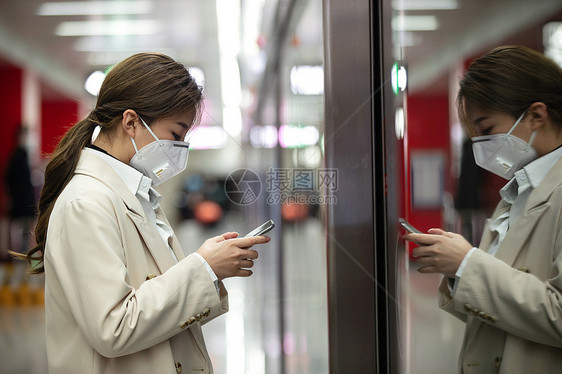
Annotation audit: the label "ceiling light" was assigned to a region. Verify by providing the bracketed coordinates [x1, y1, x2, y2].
[217, 0, 242, 137]
[37, 1, 153, 16]
[393, 31, 423, 47]
[392, 15, 439, 31]
[56, 20, 159, 36]
[395, 107, 405, 140]
[188, 67, 205, 91]
[85, 70, 106, 96]
[250, 125, 278, 148]
[86, 50, 172, 66]
[544, 22, 562, 68]
[189, 126, 227, 149]
[290, 65, 324, 95]
[74, 35, 167, 52]
[279, 125, 319, 148]
[392, 0, 458, 10]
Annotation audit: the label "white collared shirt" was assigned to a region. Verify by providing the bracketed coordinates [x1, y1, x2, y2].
[451, 146, 562, 294]
[83, 147, 219, 291]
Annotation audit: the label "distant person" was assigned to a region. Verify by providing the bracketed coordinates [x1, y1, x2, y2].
[5, 126, 36, 254]
[454, 137, 484, 242]
[13, 53, 270, 374]
[404, 46, 562, 373]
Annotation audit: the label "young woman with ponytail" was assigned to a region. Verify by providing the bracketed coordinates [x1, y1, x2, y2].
[17, 53, 269, 374]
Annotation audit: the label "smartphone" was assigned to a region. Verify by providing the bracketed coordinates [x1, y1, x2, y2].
[244, 219, 275, 237]
[398, 218, 421, 234]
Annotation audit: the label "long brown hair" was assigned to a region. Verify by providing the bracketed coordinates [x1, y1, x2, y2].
[457, 45, 562, 136]
[12, 53, 203, 273]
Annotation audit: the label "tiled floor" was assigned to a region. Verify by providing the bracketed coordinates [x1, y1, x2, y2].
[0, 305, 47, 374]
[0, 218, 466, 374]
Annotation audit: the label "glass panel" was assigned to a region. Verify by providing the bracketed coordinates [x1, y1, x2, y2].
[390, 0, 562, 373]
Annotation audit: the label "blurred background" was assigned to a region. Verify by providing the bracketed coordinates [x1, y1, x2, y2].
[0, 0, 561, 373]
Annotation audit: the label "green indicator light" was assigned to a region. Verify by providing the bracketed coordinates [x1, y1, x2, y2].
[391, 62, 399, 96]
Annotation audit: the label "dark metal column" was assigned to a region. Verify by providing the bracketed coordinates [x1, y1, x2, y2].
[323, 0, 390, 372]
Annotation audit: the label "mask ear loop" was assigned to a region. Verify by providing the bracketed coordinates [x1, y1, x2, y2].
[139, 116, 164, 147]
[504, 110, 527, 140]
[527, 130, 537, 149]
[504, 110, 537, 150]
[131, 137, 141, 156]
[130, 116, 162, 160]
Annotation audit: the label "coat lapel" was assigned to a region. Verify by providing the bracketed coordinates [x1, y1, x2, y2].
[493, 157, 562, 266]
[75, 150, 177, 274]
[465, 157, 561, 352]
[126, 210, 178, 273]
[494, 203, 549, 266]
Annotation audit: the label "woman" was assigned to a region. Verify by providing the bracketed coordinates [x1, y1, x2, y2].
[18, 53, 269, 373]
[404, 46, 562, 373]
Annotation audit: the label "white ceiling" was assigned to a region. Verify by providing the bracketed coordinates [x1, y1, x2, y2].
[0, 0, 222, 104]
[397, 0, 562, 93]
[0, 0, 561, 103]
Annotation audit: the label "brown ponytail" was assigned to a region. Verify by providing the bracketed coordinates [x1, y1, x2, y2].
[11, 52, 203, 273]
[10, 118, 97, 273]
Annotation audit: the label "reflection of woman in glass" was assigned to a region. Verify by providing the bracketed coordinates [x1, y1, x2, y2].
[15, 53, 269, 374]
[404, 46, 562, 373]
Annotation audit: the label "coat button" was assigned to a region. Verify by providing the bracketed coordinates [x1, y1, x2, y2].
[180, 321, 189, 329]
[203, 308, 211, 317]
[175, 361, 182, 373]
[478, 311, 486, 319]
[463, 304, 472, 312]
[146, 274, 157, 280]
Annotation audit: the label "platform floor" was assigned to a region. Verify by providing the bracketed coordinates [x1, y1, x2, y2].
[0, 218, 464, 374]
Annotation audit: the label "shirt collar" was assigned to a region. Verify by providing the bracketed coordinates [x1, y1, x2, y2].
[500, 146, 562, 203]
[522, 146, 562, 189]
[83, 147, 161, 208]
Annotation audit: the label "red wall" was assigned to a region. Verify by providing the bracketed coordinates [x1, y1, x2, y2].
[0, 64, 79, 215]
[41, 99, 79, 156]
[404, 93, 451, 241]
[0, 65, 23, 215]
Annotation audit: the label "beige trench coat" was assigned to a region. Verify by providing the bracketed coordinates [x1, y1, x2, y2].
[44, 150, 228, 374]
[439, 156, 562, 373]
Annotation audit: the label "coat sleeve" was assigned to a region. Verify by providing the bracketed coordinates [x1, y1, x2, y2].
[46, 196, 228, 358]
[444, 244, 562, 348]
[438, 277, 468, 323]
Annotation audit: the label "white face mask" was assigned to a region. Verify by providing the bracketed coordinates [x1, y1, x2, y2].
[130, 117, 190, 186]
[471, 110, 537, 180]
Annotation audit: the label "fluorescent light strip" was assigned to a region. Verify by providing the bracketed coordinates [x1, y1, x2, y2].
[189, 126, 227, 149]
[392, 15, 438, 31]
[290, 65, 324, 95]
[392, 0, 458, 10]
[56, 20, 160, 36]
[216, 0, 243, 137]
[37, 1, 154, 16]
[73, 35, 167, 51]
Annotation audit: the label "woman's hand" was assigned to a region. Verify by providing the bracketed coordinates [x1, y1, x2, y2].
[196, 232, 270, 280]
[402, 228, 473, 278]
